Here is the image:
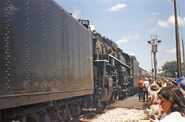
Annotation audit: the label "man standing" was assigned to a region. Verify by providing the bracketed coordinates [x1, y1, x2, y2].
[143, 77, 150, 102]
[138, 78, 144, 101]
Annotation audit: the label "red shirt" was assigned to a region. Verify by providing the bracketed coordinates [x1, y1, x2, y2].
[138, 80, 144, 88]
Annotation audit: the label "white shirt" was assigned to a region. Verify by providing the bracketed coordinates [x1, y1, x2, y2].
[153, 112, 185, 122]
[148, 90, 158, 103]
[144, 80, 150, 89]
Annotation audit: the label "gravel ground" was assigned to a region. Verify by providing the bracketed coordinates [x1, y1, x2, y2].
[91, 108, 148, 122]
[80, 95, 149, 122]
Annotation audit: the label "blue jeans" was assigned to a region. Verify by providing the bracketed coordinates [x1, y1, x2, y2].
[143, 88, 148, 102]
[138, 88, 143, 100]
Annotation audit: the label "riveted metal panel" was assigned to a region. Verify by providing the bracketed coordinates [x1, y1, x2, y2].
[0, 0, 94, 109]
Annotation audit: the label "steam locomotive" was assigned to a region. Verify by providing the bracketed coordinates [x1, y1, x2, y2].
[0, 0, 143, 121]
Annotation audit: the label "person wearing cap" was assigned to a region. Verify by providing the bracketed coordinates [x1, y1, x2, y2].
[145, 83, 161, 120]
[147, 83, 160, 107]
[173, 76, 185, 96]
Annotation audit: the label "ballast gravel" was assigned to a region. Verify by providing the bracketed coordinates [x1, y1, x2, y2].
[91, 108, 149, 122]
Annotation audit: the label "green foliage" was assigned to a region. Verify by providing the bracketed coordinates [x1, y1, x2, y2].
[161, 61, 177, 78]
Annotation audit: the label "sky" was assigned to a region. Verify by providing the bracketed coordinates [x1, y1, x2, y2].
[54, 0, 185, 72]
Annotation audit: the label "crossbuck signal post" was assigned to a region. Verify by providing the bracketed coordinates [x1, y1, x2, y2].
[147, 35, 161, 80]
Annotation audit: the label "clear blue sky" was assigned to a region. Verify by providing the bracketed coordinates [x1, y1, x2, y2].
[55, 0, 185, 72]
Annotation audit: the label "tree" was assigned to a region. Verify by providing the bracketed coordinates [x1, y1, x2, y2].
[161, 61, 177, 78]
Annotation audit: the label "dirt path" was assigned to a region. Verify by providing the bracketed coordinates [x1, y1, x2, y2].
[108, 94, 147, 110]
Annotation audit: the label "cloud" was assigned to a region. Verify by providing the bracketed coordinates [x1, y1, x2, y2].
[151, 12, 159, 16]
[116, 37, 130, 44]
[157, 20, 169, 27]
[72, 9, 81, 19]
[98, 0, 112, 3]
[157, 15, 185, 28]
[104, 3, 127, 12]
[165, 48, 176, 54]
[116, 34, 139, 45]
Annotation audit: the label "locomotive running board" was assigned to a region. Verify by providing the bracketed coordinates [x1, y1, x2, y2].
[108, 54, 131, 69]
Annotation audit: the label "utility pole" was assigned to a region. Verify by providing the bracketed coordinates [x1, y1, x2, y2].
[151, 51, 154, 78]
[173, 0, 182, 77]
[182, 39, 185, 76]
[147, 35, 161, 80]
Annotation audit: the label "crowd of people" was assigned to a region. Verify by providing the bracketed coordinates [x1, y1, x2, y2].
[137, 76, 185, 122]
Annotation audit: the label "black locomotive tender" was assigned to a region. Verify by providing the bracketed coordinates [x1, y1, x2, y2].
[0, 0, 143, 121]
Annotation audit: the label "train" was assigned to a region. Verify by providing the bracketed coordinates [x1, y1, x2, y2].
[0, 0, 145, 121]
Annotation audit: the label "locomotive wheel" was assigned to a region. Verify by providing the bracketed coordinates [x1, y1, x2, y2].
[111, 91, 119, 103]
[95, 100, 106, 114]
